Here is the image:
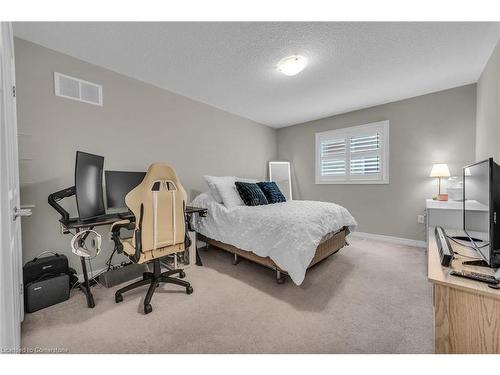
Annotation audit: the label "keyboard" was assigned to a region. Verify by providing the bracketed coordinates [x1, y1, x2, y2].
[449, 270, 499, 285]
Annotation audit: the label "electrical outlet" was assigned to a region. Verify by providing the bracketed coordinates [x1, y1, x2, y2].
[417, 215, 425, 224]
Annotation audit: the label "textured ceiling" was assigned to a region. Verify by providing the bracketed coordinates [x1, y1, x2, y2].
[13, 22, 500, 128]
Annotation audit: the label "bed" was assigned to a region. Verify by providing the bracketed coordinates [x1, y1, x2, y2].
[191, 192, 357, 285]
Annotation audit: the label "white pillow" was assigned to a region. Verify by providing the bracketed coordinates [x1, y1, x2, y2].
[212, 176, 245, 209]
[236, 177, 258, 183]
[203, 175, 224, 203]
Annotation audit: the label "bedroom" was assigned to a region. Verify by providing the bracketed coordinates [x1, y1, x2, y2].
[1, 0, 500, 371]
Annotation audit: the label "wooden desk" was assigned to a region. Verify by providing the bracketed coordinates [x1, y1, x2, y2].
[427, 227, 500, 353]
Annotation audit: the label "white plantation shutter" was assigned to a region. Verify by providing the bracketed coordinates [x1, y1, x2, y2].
[316, 121, 389, 184]
[321, 159, 346, 176]
[319, 138, 346, 177]
[349, 133, 381, 178]
[350, 155, 380, 174]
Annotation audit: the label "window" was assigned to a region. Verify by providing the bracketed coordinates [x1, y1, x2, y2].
[315, 121, 389, 184]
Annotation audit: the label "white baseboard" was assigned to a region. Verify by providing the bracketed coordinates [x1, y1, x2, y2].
[348, 231, 426, 248]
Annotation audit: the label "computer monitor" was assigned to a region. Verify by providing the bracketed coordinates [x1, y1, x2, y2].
[75, 151, 105, 220]
[105, 171, 146, 210]
[463, 158, 500, 267]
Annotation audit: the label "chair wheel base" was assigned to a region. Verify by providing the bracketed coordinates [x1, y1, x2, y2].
[115, 259, 193, 314]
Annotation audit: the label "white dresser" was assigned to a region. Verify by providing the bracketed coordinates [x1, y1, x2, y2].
[425, 199, 488, 242]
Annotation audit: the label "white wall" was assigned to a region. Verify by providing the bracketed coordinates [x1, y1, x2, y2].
[277, 85, 477, 241]
[15, 38, 277, 272]
[476, 39, 500, 162]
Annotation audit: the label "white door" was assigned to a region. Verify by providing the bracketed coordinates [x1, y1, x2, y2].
[0, 22, 28, 353]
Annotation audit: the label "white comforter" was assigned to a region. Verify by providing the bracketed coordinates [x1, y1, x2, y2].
[191, 192, 357, 285]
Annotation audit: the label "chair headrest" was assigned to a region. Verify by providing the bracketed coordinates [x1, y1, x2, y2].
[142, 163, 180, 187]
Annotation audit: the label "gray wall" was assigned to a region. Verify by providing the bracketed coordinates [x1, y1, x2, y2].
[476, 38, 500, 162]
[277, 85, 477, 241]
[15, 38, 277, 272]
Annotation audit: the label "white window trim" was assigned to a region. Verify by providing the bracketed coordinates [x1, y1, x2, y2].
[315, 120, 390, 185]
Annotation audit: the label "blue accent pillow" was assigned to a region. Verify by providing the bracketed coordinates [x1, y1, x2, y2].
[235, 182, 268, 206]
[257, 181, 286, 203]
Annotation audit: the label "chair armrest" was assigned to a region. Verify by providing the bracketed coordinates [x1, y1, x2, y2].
[111, 219, 132, 232]
[111, 219, 135, 254]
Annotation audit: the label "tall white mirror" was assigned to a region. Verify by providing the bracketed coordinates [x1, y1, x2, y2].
[269, 161, 292, 200]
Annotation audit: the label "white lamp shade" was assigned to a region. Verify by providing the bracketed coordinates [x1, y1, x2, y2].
[430, 163, 451, 178]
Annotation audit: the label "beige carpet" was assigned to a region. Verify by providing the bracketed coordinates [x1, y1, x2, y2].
[21, 237, 433, 353]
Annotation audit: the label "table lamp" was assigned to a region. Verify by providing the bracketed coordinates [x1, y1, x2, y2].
[430, 163, 450, 201]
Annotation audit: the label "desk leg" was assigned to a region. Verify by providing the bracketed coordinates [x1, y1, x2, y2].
[79, 256, 95, 308]
[192, 232, 203, 266]
[187, 214, 203, 267]
[75, 227, 95, 308]
[196, 252, 203, 266]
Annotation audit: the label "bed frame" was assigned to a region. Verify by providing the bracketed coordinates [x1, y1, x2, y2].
[197, 227, 348, 284]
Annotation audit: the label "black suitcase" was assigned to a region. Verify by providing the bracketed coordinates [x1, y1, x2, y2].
[23, 253, 69, 285]
[25, 273, 70, 313]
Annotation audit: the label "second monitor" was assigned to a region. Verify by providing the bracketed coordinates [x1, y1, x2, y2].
[105, 171, 146, 210]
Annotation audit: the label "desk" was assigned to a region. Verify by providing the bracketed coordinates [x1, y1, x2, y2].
[60, 206, 207, 308]
[427, 227, 500, 353]
[60, 206, 207, 229]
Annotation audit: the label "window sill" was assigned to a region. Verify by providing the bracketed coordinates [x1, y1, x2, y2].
[315, 180, 390, 185]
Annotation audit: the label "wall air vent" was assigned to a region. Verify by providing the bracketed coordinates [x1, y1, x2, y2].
[54, 72, 103, 106]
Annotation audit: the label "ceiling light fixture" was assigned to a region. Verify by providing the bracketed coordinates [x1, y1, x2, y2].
[277, 55, 307, 76]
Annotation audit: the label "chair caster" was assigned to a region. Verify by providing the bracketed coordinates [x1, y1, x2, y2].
[144, 304, 152, 314]
[115, 294, 123, 303]
[276, 277, 286, 284]
[186, 286, 194, 295]
[179, 270, 186, 279]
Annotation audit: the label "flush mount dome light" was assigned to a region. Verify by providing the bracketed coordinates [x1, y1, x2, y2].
[277, 55, 307, 76]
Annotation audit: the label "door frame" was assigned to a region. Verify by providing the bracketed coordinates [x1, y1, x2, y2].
[0, 21, 23, 353]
